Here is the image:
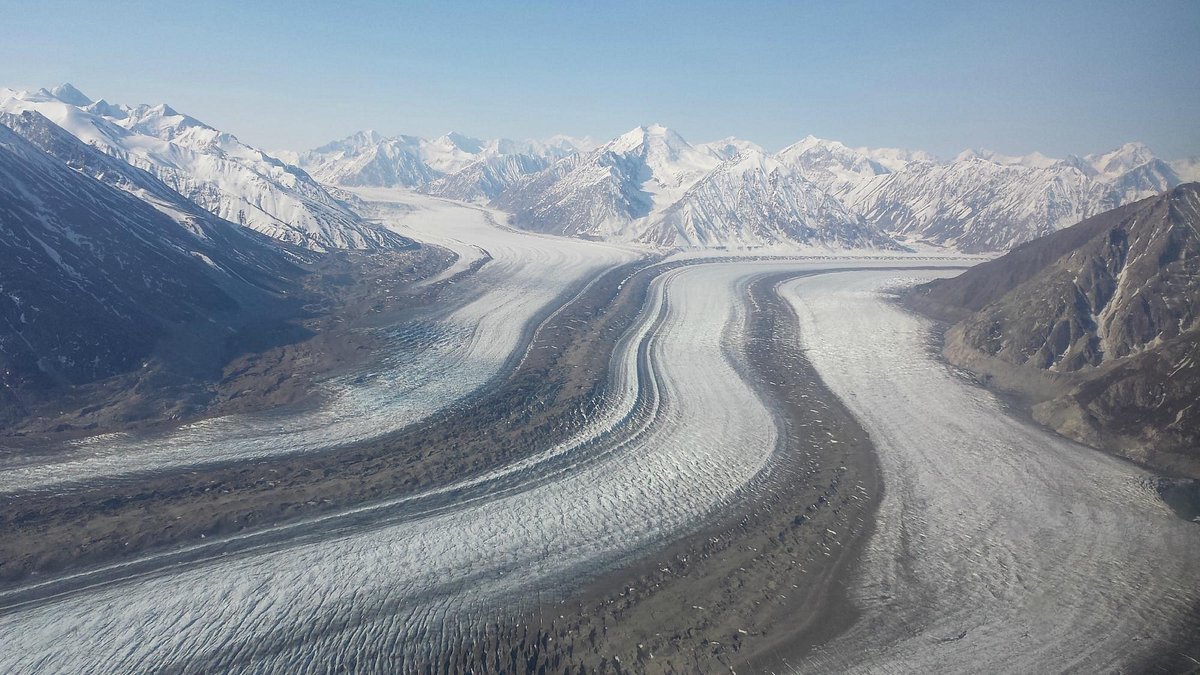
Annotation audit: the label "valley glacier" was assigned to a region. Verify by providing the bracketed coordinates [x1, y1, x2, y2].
[5, 260, 1192, 674]
[783, 271, 1200, 672]
[0, 192, 634, 492]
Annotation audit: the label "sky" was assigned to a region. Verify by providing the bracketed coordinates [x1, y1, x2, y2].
[2, 0, 1198, 159]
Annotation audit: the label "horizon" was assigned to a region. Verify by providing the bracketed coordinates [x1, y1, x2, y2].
[2, 0, 1197, 160]
[5, 80, 1197, 163]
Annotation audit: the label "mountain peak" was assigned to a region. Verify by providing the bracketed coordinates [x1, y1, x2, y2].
[780, 135, 849, 156]
[85, 99, 129, 120]
[954, 148, 991, 163]
[439, 131, 485, 153]
[1086, 142, 1156, 175]
[49, 83, 92, 106]
[698, 136, 765, 161]
[954, 148, 1062, 169]
[610, 124, 690, 155]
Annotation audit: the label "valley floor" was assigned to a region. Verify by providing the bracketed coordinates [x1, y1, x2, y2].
[0, 193, 1195, 673]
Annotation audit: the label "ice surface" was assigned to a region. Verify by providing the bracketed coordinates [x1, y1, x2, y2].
[2, 263, 1183, 673]
[781, 270, 1200, 672]
[0, 261, 797, 672]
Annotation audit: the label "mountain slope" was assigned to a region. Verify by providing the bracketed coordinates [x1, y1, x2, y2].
[494, 124, 723, 238]
[908, 183, 1200, 475]
[0, 117, 305, 394]
[0, 85, 407, 252]
[1, 110, 307, 285]
[641, 151, 903, 249]
[843, 157, 1106, 252]
[298, 130, 587, 197]
[300, 131, 441, 188]
[424, 152, 554, 201]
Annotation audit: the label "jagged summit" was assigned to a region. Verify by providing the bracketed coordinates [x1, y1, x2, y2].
[1085, 141, 1157, 176]
[953, 148, 1062, 169]
[608, 123, 690, 155]
[439, 131, 485, 153]
[48, 83, 92, 106]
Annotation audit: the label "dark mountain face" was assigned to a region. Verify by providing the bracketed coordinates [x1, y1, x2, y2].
[909, 183, 1200, 476]
[0, 116, 306, 393]
[1, 111, 310, 292]
[920, 184, 1199, 371]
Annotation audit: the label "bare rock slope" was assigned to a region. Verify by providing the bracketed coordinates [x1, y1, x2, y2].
[908, 183, 1200, 476]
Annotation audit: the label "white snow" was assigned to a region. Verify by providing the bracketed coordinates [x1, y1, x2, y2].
[0, 85, 395, 251]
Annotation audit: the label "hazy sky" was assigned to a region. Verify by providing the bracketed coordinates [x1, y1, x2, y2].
[3, 0, 1198, 158]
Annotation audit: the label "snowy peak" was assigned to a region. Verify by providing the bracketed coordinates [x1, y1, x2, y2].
[298, 128, 588, 190]
[544, 134, 597, 154]
[608, 123, 687, 153]
[776, 135, 895, 195]
[48, 83, 92, 106]
[600, 124, 722, 193]
[1085, 142, 1157, 177]
[776, 136, 935, 173]
[780, 134, 846, 156]
[306, 130, 402, 162]
[644, 146, 902, 250]
[119, 102, 212, 143]
[696, 136, 764, 161]
[953, 148, 1062, 169]
[495, 127, 898, 250]
[438, 131, 485, 154]
[84, 98, 130, 120]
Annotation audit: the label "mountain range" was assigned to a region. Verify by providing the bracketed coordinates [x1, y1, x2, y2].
[302, 121, 1200, 253]
[0, 85, 407, 252]
[5, 83, 1197, 255]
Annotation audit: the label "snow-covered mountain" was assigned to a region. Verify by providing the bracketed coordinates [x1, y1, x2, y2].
[298, 129, 589, 199]
[495, 125, 903, 249]
[642, 151, 901, 249]
[775, 135, 936, 195]
[297, 112, 1195, 253]
[300, 131, 441, 188]
[843, 157, 1104, 252]
[0, 84, 406, 252]
[1, 109, 310, 277]
[781, 136, 1193, 252]
[494, 124, 728, 239]
[696, 136, 765, 161]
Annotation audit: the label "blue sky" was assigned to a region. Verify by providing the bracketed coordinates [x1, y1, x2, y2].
[3, 0, 1198, 158]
